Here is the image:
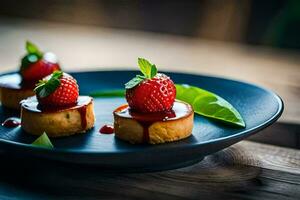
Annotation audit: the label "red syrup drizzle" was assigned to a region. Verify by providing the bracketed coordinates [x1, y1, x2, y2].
[78, 105, 87, 129]
[114, 104, 178, 143]
[139, 121, 151, 142]
[2, 117, 21, 128]
[99, 124, 114, 134]
[130, 110, 176, 142]
[21, 96, 92, 130]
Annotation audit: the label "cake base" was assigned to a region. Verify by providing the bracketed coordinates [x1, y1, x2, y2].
[21, 96, 95, 137]
[0, 87, 34, 110]
[0, 74, 35, 110]
[113, 101, 194, 144]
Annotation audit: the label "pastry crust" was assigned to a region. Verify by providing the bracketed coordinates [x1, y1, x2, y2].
[114, 101, 194, 144]
[21, 96, 95, 137]
[0, 87, 34, 110]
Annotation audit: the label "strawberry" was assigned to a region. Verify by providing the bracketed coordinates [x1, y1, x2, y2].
[125, 58, 176, 113]
[20, 41, 61, 81]
[34, 71, 79, 107]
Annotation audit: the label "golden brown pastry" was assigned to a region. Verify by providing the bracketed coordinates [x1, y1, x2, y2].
[21, 96, 95, 137]
[114, 101, 194, 144]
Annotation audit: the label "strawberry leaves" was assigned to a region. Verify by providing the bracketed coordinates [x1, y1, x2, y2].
[20, 41, 43, 70]
[26, 40, 43, 57]
[125, 75, 145, 89]
[34, 71, 63, 98]
[125, 58, 157, 89]
[138, 58, 157, 79]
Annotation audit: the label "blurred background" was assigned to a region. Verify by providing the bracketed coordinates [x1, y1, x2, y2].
[0, 0, 299, 146]
[1, 0, 300, 49]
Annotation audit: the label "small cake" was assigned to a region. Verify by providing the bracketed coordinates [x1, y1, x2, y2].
[21, 71, 95, 137]
[0, 74, 36, 109]
[0, 41, 60, 109]
[114, 101, 194, 144]
[114, 58, 194, 144]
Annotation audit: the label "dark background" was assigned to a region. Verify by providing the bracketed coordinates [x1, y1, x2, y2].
[1, 0, 299, 50]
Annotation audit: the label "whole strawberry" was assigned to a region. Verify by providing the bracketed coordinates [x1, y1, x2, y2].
[20, 41, 61, 81]
[125, 58, 176, 113]
[34, 71, 79, 107]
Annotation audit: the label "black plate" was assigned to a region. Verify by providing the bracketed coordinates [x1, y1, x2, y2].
[0, 70, 283, 172]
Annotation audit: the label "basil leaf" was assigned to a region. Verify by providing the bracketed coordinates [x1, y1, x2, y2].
[32, 132, 54, 148]
[26, 40, 43, 57]
[125, 75, 144, 89]
[176, 84, 245, 127]
[90, 89, 125, 97]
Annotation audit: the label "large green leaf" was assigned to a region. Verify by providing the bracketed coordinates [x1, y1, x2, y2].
[176, 84, 245, 127]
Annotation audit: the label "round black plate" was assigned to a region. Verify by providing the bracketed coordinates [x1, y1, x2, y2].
[0, 70, 283, 171]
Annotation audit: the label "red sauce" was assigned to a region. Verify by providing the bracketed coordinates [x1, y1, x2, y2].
[113, 101, 192, 143]
[78, 105, 87, 129]
[99, 124, 114, 134]
[21, 96, 92, 113]
[2, 117, 21, 128]
[20, 96, 92, 130]
[129, 109, 176, 142]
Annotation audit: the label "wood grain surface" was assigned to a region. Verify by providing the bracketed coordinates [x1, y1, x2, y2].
[0, 141, 299, 200]
[0, 17, 299, 200]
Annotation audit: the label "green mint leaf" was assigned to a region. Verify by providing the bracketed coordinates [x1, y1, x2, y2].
[125, 75, 145, 89]
[26, 41, 43, 57]
[124, 58, 157, 90]
[138, 58, 152, 78]
[34, 71, 63, 98]
[20, 41, 43, 70]
[138, 58, 157, 78]
[90, 89, 125, 98]
[150, 64, 157, 78]
[32, 132, 54, 148]
[176, 84, 245, 127]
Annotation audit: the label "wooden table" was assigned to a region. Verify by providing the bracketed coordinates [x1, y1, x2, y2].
[0, 17, 299, 200]
[0, 141, 299, 200]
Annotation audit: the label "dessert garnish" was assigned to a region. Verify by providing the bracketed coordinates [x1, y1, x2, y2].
[21, 71, 95, 137]
[0, 41, 61, 110]
[1, 117, 21, 128]
[113, 58, 193, 144]
[34, 71, 79, 107]
[91, 74, 245, 127]
[99, 124, 114, 134]
[125, 58, 176, 113]
[176, 84, 245, 127]
[31, 132, 54, 148]
[20, 41, 60, 81]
